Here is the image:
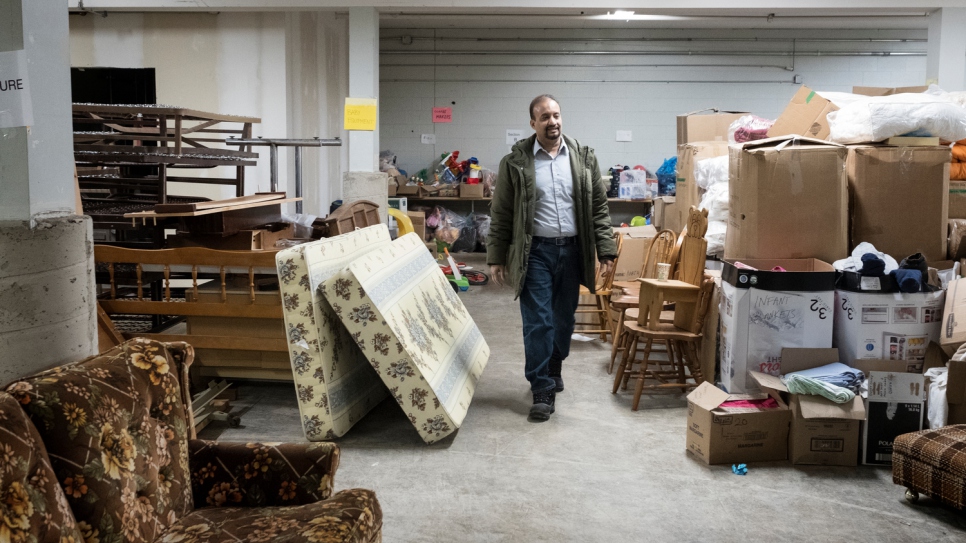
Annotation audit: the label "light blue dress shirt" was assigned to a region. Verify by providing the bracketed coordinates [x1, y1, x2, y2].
[532, 137, 577, 238]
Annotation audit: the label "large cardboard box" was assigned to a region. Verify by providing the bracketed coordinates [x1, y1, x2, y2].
[675, 141, 730, 230]
[833, 289, 944, 372]
[611, 225, 657, 283]
[750, 348, 865, 466]
[725, 136, 848, 264]
[719, 258, 836, 393]
[949, 182, 966, 220]
[460, 183, 484, 199]
[767, 86, 840, 140]
[852, 85, 929, 96]
[848, 145, 951, 263]
[676, 109, 748, 146]
[941, 277, 966, 351]
[685, 381, 790, 465]
[923, 344, 966, 425]
[851, 359, 925, 465]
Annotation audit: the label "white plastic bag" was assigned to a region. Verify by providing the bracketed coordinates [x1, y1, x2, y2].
[694, 156, 729, 190]
[925, 366, 949, 429]
[827, 92, 966, 143]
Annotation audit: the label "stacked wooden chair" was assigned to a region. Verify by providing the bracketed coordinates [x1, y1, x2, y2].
[574, 232, 623, 342]
[612, 207, 714, 410]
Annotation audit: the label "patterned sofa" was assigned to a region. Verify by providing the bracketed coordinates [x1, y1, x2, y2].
[1, 338, 382, 543]
[892, 425, 966, 510]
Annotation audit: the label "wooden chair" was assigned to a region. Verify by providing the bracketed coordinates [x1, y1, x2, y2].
[611, 206, 709, 383]
[574, 232, 623, 342]
[607, 229, 676, 373]
[612, 275, 716, 410]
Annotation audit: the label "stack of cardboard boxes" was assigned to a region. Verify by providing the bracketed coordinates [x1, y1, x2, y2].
[685, 85, 959, 468]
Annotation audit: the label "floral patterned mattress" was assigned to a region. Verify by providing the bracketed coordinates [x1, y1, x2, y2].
[321, 232, 489, 444]
[276, 225, 390, 440]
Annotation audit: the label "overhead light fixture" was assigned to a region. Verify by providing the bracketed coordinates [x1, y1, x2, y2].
[594, 12, 687, 22]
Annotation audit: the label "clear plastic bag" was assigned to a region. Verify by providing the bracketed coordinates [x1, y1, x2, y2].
[470, 213, 491, 250]
[728, 115, 775, 144]
[379, 150, 397, 172]
[429, 206, 465, 246]
[481, 168, 497, 197]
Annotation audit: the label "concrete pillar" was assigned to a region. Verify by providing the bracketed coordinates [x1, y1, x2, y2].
[342, 7, 387, 221]
[347, 6, 379, 173]
[0, 0, 96, 385]
[927, 8, 966, 91]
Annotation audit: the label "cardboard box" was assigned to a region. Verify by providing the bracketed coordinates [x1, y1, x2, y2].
[767, 86, 839, 140]
[950, 182, 966, 220]
[833, 290, 944, 372]
[676, 109, 748, 146]
[699, 271, 722, 384]
[611, 225, 658, 283]
[848, 145, 950, 263]
[750, 348, 865, 466]
[675, 141, 730, 229]
[941, 277, 966, 351]
[653, 196, 680, 233]
[923, 343, 966, 425]
[725, 136, 848, 264]
[719, 258, 836, 393]
[388, 184, 397, 197]
[460, 183, 485, 199]
[852, 359, 925, 465]
[407, 211, 426, 241]
[396, 184, 420, 196]
[425, 241, 438, 259]
[852, 85, 929, 96]
[685, 381, 790, 465]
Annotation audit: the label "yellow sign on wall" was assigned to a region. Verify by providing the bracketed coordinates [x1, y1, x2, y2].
[344, 97, 377, 131]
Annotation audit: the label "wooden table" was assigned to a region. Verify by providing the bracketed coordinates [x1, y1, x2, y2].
[636, 278, 699, 330]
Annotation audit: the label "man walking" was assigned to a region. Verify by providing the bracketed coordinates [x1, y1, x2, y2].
[486, 94, 617, 422]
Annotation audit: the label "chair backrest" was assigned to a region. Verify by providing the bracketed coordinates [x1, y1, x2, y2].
[687, 275, 717, 334]
[669, 227, 687, 280]
[597, 231, 624, 290]
[678, 207, 710, 286]
[640, 229, 676, 279]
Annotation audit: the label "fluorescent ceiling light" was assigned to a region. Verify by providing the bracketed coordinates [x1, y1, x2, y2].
[595, 12, 689, 21]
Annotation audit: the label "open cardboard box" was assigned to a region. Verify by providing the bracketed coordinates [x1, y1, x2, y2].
[749, 348, 865, 466]
[685, 381, 790, 465]
[851, 358, 925, 465]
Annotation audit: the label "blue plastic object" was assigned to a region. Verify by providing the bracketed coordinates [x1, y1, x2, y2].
[732, 464, 748, 476]
[656, 156, 677, 196]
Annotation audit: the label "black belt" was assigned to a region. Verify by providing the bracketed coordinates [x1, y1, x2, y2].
[533, 236, 577, 246]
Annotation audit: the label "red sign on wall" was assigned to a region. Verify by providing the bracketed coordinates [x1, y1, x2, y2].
[432, 107, 452, 123]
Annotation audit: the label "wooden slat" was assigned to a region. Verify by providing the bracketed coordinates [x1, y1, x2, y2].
[100, 300, 282, 319]
[75, 144, 257, 159]
[123, 333, 287, 352]
[95, 245, 280, 268]
[153, 192, 286, 214]
[198, 367, 293, 381]
[73, 103, 261, 124]
[123, 197, 299, 219]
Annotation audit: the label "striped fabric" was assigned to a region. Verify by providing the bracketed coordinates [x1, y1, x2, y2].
[276, 225, 390, 440]
[892, 425, 966, 509]
[322, 232, 490, 444]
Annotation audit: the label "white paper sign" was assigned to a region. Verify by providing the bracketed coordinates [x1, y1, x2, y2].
[0, 50, 33, 129]
[616, 130, 632, 142]
[506, 129, 524, 145]
[421, 133, 436, 144]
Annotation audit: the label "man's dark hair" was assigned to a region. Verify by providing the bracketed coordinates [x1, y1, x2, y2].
[529, 94, 559, 120]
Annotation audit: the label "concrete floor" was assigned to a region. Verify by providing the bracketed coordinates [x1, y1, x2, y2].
[199, 255, 966, 542]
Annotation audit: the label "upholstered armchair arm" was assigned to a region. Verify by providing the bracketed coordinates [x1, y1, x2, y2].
[188, 439, 340, 508]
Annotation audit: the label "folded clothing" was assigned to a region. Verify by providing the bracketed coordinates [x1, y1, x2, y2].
[860, 253, 886, 276]
[891, 269, 922, 293]
[786, 362, 866, 393]
[900, 252, 928, 276]
[782, 374, 856, 404]
[720, 397, 780, 410]
[833, 242, 899, 274]
[952, 161, 966, 181]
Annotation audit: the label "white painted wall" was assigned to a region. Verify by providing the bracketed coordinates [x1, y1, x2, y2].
[380, 27, 929, 176]
[68, 12, 349, 216]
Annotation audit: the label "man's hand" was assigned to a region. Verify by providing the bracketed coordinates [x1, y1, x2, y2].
[598, 259, 614, 279]
[490, 265, 507, 286]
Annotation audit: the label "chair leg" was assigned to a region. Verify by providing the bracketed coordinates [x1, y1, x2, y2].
[608, 309, 627, 374]
[632, 341, 654, 411]
[622, 335, 643, 391]
[673, 340, 689, 392]
[595, 295, 609, 342]
[613, 332, 637, 394]
[686, 341, 705, 385]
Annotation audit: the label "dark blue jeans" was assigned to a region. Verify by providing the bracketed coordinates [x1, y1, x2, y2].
[520, 238, 582, 393]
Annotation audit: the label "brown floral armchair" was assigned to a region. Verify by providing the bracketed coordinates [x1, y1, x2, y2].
[2, 338, 381, 543]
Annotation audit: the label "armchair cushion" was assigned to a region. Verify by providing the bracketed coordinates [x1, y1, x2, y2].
[6, 339, 196, 542]
[160, 488, 381, 543]
[188, 440, 339, 508]
[0, 391, 84, 543]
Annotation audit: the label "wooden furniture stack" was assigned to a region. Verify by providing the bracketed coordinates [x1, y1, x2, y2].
[74, 103, 261, 247]
[574, 232, 624, 342]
